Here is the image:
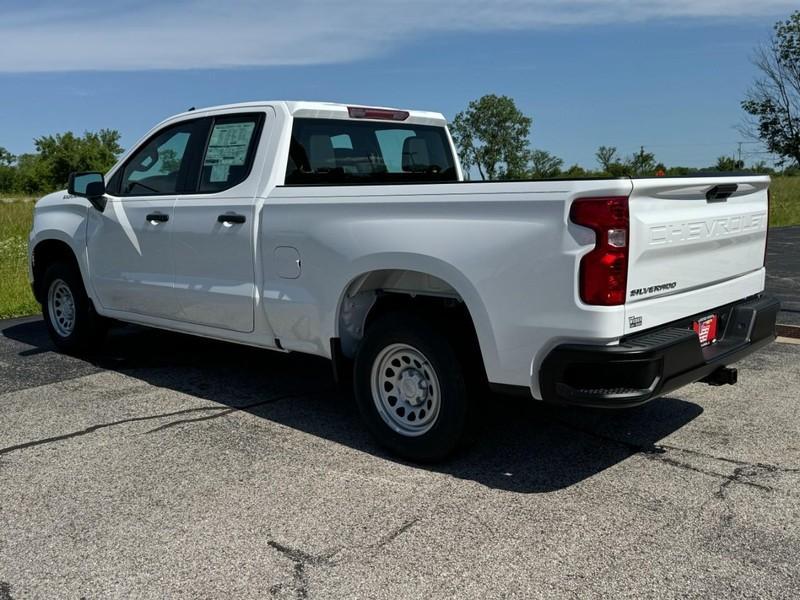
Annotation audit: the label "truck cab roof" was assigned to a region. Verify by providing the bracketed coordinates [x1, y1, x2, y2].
[168, 101, 448, 127]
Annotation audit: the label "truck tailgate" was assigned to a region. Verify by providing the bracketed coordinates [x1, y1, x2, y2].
[625, 176, 770, 332]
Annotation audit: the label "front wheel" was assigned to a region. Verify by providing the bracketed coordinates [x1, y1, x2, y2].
[353, 312, 476, 462]
[42, 261, 107, 353]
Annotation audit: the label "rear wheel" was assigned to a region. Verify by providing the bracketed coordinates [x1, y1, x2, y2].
[354, 312, 476, 461]
[42, 261, 107, 353]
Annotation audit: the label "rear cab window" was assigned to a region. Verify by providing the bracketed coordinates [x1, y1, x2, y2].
[285, 118, 458, 185]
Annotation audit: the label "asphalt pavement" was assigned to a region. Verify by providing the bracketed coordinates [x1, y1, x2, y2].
[766, 225, 800, 326]
[0, 316, 798, 599]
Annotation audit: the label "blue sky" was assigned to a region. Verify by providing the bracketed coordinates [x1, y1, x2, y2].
[0, 0, 795, 169]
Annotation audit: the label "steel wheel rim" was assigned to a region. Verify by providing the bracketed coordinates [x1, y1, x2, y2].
[48, 279, 76, 338]
[371, 343, 441, 437]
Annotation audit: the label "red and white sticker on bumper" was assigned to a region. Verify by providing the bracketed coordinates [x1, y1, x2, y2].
[693, 314, 719, 347]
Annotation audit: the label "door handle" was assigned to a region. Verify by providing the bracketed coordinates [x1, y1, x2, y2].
[218, 213, 246, 225]
[146, 213, 169, 224]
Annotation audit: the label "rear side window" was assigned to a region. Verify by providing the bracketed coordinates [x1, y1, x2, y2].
[285, 118, 457, 184]
[198, 114, 263, 193]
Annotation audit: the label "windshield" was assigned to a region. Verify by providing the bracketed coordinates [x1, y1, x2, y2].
[285, 118, 458, 185]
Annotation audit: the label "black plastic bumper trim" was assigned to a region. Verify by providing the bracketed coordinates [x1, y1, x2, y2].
[539, 295, 780, 408]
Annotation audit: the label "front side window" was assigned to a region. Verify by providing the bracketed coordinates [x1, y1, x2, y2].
[120, 122, 197, 196]
[286, 118, 458, 184]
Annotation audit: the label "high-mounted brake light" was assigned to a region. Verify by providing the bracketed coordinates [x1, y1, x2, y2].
[570, 196, 630, 306]
[347, 106, 409, 121]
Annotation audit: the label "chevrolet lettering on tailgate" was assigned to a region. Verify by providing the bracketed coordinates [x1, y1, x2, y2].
[649, 212, 767, 246]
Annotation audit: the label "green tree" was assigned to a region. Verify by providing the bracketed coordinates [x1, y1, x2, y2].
[627, 147, 657, 176]
[749, 160, 775, 174]
[741, 11, 800, 166]
[528, 149, 563, 178]
[451, 94, 532, 180]
[34, 129, 123, 189]
[13, 153, 49, 195]
[595, 146, 618, 172]
[595, 145, 631, 176]
[0, 166, 15, 194]
[715, 156, 743, 172]
[562, 164, 591, 178]
[782, 164, 800, 176]
[0, 147, 16, 193]
[666, 165, 696, 177]
[0, 147, 15, 167]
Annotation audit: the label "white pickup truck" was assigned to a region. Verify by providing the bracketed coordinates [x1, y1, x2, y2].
[28, 101, 779, 460]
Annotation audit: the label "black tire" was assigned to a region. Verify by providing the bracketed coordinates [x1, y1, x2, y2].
[353, 311, 477, 462]
[41, 260, 107, 353]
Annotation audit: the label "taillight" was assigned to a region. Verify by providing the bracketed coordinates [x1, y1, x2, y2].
[570, 196, 630, 306]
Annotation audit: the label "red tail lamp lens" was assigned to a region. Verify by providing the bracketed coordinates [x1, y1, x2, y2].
[570, 196, 630, 306]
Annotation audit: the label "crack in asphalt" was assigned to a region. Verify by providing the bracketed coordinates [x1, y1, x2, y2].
[540, 413, 666, 456]
[0, 406, 228, 457]
[660, 443, 800, 475]
[265, 517, 422, 597]
[0, 389, 333, 457]
[543, 414, 795, 494]
[715, 464, 779, 499]
[643, 454, 773, 493]
[144, 408, 239, 433]
[693, 465, 778, 534]
[142, 390, 331, 434]
[267, 540, 336, 599]
[371, 517, 420, 551]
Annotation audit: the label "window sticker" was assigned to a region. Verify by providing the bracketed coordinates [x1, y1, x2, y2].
[204, 121, 256, 182]
[210, 164, 230, 182]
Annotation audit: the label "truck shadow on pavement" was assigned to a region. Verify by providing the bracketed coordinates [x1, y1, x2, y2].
[3, 319, 703, 494]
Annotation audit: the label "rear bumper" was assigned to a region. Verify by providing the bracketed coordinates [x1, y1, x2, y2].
[539, 295, 780, 407]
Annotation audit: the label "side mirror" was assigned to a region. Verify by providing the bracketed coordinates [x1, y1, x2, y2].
[68, 172, 107, 212]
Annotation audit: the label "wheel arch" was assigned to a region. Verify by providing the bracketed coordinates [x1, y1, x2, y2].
[30, 237, 84, 303]
[331, 256, 499, 381]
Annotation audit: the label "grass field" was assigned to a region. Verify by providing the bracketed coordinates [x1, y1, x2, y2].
[0, 197, 38, 319]
[767, 176, 800, 229]
[1, 176, 798, 319]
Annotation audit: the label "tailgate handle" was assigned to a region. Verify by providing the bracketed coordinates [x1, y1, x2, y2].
[706, 183, 738, 203]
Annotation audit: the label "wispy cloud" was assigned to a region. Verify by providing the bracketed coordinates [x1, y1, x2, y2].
[0, 0, 795, 72]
